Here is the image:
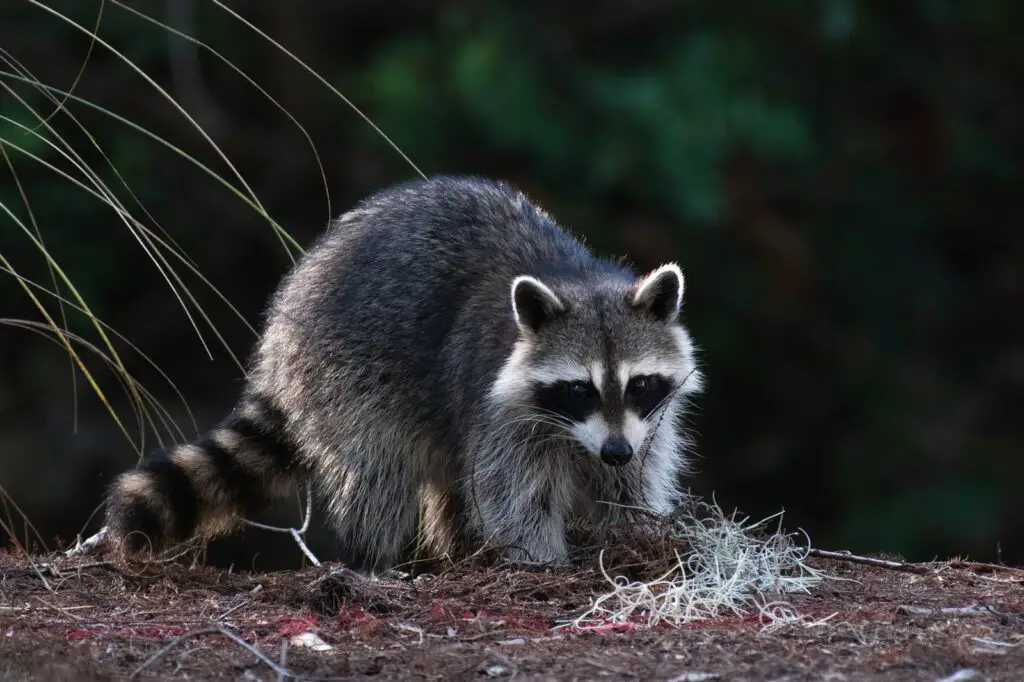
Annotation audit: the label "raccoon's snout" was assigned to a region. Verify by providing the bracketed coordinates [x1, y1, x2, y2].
[600, 436, 633, 466]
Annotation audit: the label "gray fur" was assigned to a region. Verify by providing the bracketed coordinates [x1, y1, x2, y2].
[105, 176, 703, 570]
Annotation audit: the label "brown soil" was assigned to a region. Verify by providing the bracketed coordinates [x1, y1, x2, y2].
[0, 547, 1022, 681]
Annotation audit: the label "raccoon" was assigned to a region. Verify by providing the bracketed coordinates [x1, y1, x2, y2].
[105, 176, 703, 570]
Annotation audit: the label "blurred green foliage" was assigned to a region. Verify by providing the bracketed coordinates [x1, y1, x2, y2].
[0, 0, 1020, 564]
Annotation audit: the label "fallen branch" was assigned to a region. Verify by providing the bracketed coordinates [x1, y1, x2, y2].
[810, 549, 1024, 577]
[129, 627, 293, 679]
[37, 560, 115, 579]
[65, 526, 108, 557]
[945, 560, 1024, 576]
[239, 483, 320, 566]
[808, 549, 933, 574]
[897, 604, 1018, 619]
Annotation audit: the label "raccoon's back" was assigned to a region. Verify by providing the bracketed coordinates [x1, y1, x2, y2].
[269, 180, 592, 364]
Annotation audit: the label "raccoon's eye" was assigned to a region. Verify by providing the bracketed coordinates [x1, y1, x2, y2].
[625, 374, 672, 418]
[567, 381, 591, 401]
[535, 380, 600, 423]
[627, 375, 654, 397]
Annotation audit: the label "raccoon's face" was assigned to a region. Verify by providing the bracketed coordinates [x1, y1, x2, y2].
[491, 263, 703, 466]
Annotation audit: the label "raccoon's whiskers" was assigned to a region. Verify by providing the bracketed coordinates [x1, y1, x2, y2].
[489, 422, 578, 452]
[502, 415, 570, 430]
[520, 407, 578, 429]
[530, 406, 577, 421]
[494, 412, 576, 439]
[493, 414, 589, 458]
[635, 368, 700, 490]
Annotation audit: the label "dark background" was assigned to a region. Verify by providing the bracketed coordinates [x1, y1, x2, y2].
[1, 1, 1021, 568]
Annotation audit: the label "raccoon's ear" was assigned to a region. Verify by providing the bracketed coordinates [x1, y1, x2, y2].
[632, 263, 684, 322]
[511, 275, 565, 335]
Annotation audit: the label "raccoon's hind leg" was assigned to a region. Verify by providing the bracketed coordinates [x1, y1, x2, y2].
[105, 393, 300, 554]
[416, 464, 468, 563]
[312, 432, 436, 572]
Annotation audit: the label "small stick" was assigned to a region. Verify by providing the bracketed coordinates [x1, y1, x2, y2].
[391, 622, 426, 644]
[240, 483, 321, 566]
[277, 637, 289, 682]
[129, 627, 292, 679]
[38, 560, 114, 579]
[946, 560, 1024, 576]
[65, 527, 108, 557]
[808, 549, 933, 575]
[897, 604, 1014, 618]
[289, 527, 320, 567]
[32, 595, 86, 622]
[215, 599, 250, 621]
[810, 549, 1024, 576]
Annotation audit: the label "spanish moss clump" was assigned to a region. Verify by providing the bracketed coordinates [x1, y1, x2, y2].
[564, 494, 830, 630]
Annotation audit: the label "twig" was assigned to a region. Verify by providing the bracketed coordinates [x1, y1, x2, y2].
[971, 636, 1019, 649]
[215, 599, 250, 621]
[810, 549, 1024, 577]
[31, 595, 87, 622]
[946, 560, 1024, 576]
[21, 549, 55, 594]
[65, 526, 108, 557]
[37, 559, 114, 579]
[240, 482, 321, 566]
[898, 604, 1019, 619]
[391, 621, 425, 644]
[808, 549, 934, 574]
[277, 636, 289, 682]
[289, 527, 320, 566]
[974, 574, 1024, 585]
[129, 627, 293, 679]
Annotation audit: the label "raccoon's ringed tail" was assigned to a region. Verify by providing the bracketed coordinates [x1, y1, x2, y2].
[105, 395, 298, 554]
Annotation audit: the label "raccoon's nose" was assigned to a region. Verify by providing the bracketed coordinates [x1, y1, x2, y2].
[600, 437, 633, 466]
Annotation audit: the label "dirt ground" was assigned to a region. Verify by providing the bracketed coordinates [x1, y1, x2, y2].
[0, 545, 1022, 681]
